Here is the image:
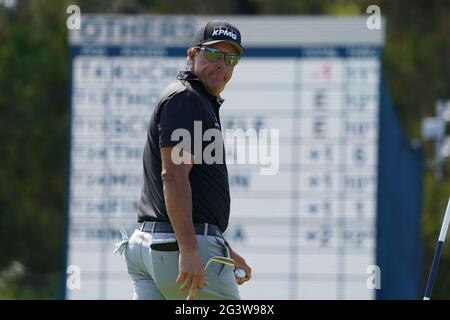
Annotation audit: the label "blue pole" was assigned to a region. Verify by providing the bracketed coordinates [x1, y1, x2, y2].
[423, 198, 450, 300]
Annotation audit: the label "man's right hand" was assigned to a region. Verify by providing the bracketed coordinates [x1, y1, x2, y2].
[176, 251, 208, 300]
[161, 146, 206, 299]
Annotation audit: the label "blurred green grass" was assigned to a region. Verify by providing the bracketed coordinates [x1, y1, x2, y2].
[0, 277, 61, 299]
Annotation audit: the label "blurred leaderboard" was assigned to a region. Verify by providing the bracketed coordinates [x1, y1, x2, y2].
[67, 16, 385, 299]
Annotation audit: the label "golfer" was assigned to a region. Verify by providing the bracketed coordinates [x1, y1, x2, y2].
[123, 21, 252, 300]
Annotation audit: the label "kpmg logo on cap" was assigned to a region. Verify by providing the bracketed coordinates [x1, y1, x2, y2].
[212, 26, 237, 40]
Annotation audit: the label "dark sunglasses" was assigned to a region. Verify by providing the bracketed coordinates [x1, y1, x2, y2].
[195, 47, 240, 66]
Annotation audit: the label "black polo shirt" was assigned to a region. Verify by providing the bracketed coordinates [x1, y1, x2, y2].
[137, 70, 231, 232]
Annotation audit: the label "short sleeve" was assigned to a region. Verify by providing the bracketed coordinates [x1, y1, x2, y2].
[158, 92, 203, 154]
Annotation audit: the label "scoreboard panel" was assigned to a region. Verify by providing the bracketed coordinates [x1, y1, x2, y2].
[67, 16, 384, 299]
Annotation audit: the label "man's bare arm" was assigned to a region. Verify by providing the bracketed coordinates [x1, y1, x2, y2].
[160, 146, 206, 299]
[160, 146, 196, 253]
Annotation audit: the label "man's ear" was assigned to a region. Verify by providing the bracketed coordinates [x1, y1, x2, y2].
[186, 48, 195, 71]
[187, 48, 196, 63]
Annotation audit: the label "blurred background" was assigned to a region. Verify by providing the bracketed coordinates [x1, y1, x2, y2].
[0, 0, 449, 299]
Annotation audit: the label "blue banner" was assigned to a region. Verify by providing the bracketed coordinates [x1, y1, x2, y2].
[376, 75, 423, 299]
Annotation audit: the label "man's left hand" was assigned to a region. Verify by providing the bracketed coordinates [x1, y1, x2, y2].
[229, 248, 252, 285]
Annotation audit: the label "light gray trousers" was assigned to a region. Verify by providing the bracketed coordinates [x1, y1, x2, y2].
[124, 229, 241, 300]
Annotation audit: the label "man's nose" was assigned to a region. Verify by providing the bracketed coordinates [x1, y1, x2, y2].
[215, 55, 226, 68]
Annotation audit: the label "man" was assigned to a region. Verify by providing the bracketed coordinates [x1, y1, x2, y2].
[124, 21, 252, 300]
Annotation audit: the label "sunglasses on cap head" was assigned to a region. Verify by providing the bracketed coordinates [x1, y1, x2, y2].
[195, 46, 240, 66]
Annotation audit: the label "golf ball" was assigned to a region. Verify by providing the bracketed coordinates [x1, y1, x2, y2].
[234, 268, 246, 278]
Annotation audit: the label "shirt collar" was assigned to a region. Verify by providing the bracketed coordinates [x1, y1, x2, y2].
[177, 70, 225, 108]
